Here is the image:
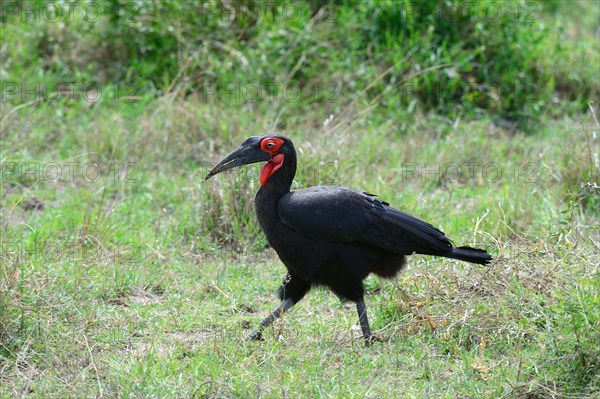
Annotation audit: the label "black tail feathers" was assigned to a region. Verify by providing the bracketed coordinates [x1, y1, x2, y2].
[447, 246, 492, 265]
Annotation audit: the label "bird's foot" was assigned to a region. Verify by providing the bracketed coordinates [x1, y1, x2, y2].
[364, 333, 383, 346]
[246, 330, 264, 341]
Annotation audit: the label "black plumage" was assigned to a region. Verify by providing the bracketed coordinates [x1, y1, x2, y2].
[205, 135, 492, 345]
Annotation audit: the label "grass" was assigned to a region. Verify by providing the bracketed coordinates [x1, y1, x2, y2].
[1, 96, 599, 398]
[1, 0, 599, 397]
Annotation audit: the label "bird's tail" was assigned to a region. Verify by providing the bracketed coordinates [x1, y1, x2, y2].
[446, 246, 492, 265]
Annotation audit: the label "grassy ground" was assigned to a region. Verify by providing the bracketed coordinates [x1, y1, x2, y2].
[1, 1, 600, 398]
[1, 96, 599, 398]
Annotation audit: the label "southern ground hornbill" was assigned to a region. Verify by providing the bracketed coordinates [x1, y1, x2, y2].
[205, 135, 492, 345]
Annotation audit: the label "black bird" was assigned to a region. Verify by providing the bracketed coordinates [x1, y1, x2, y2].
[205, 135, 492, 345]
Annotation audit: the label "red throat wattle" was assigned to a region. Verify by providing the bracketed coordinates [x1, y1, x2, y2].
[260, 154, 284, 186]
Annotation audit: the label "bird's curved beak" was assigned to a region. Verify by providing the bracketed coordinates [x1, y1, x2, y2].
[205, 143, 271, 180]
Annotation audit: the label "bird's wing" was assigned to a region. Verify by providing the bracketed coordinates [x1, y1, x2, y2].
[277, 186, 452, 254]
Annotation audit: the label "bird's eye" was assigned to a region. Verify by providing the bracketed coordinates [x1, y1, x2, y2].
[261, 137, 283, 152]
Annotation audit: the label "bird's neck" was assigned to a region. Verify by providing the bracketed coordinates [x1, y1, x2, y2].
[257, 160, 294, 197]
[257, 150, 296, 198]
[254, 152, 296, 230]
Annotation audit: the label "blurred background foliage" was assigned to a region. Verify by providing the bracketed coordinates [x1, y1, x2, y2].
[2, 0, 599, 128]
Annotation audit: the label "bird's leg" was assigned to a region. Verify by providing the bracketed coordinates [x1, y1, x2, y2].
[247, 298, 295, 341]
[356, 298, 382, 346]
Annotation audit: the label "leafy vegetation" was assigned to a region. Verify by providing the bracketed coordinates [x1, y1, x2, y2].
[3, 0, 598, 123]
[1, 0, 599, 398]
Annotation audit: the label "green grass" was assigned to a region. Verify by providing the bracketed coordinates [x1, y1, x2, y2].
[1, 97, 599, 397]
[1, 0, 599, 397]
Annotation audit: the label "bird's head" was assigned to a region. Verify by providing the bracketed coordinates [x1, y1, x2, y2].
[205, 135, 294, 186]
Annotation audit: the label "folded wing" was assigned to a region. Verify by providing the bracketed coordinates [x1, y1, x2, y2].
[277, 186, 453, 255]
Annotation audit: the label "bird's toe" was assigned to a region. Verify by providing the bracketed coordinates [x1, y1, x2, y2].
[247, 331, 264, 341]
[364, 334, 383, 346]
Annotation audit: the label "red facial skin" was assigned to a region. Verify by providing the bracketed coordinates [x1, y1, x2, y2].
[260, 137, 285, 154]
[259, 137, 285, 186]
